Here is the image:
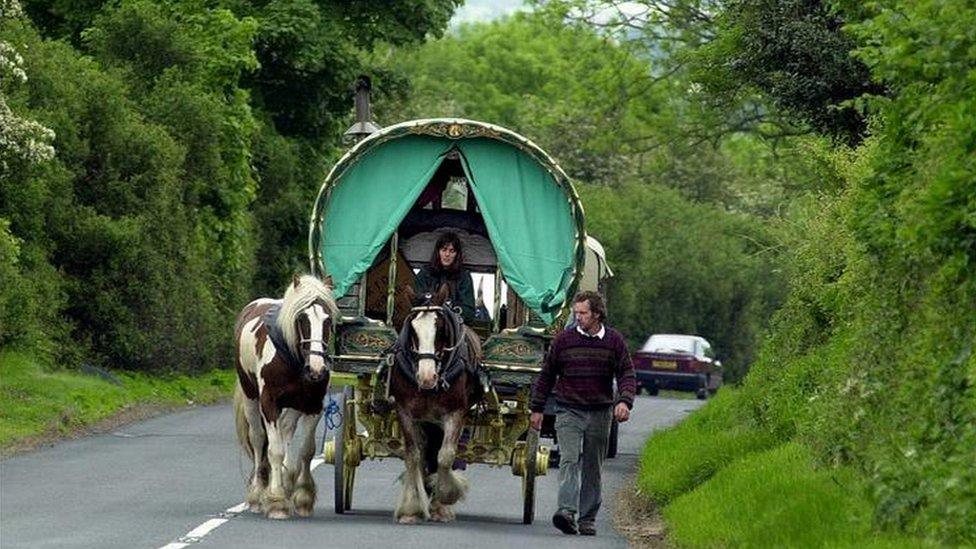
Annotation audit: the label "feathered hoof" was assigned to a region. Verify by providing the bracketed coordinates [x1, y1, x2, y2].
[262, 492, 291, 520]
[246, 489, 263, 514]
[429, 502, 456, 523]
[267, 508, 291, 520]
[292, 483, 316, 518]
[434, 472, 468, 506]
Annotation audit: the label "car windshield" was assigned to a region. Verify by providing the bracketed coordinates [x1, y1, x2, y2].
[641, 335, 697, 355]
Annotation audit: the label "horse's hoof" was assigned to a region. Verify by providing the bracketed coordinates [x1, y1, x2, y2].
[397, 515, 423, 525]
[248, 503, 262, 514]
[267, 509, 290, 520]
[294, 506, 313, 518]
[429, 507, 456, 523]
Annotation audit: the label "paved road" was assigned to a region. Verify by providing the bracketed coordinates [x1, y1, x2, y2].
[0, 394, 702, 548]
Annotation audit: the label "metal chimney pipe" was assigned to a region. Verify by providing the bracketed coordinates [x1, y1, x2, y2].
[344, 75, 382, 141]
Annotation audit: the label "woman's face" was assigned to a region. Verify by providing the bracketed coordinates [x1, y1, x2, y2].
[438, 244, 457, 268]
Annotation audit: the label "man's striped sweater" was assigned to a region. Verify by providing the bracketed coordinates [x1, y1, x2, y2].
[530, 326, 637, 412]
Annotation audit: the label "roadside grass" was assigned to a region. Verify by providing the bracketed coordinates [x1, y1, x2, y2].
[637, 388, 778, 504]
[663, 442, 928, 548]
[0, 350, 235, 450]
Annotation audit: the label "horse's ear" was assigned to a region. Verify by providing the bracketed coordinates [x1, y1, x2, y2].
[292, 274, 301, 289]
[323, 275, 334, 288]
[435, 283, 450, 305]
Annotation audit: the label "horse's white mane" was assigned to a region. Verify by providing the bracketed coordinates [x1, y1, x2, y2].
[278, 275, 339, 351]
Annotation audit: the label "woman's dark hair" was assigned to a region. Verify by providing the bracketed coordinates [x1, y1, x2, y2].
[573, 290, 607, 322]
[428, 231, 464, 274]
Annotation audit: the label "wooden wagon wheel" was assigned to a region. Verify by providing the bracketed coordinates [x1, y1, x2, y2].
[522, 429, 539, 524]
[334, 385, 357, 514]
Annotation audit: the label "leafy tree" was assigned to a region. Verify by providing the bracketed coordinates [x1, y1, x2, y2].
[0, 0, 61, 353]
[1, 0, 54, 170]
[373, 12, 664, 186]
[223, 0, 462, 138]
[582, 182, 783, 381]
[1, 17, 234, 371]
[84, 0, 261, 311]
[2, 0, 466, 370]
[690, 0, 883, 144]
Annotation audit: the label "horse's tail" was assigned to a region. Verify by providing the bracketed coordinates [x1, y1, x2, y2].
[234, 381, 254, 463]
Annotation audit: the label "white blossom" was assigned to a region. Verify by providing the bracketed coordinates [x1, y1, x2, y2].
[0, 0, 56, 171]
[0, 0, 24, 20]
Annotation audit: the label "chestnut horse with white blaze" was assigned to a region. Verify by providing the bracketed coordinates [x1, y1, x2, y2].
[233, 274, 338, 519]
[389, 284, 483, 524]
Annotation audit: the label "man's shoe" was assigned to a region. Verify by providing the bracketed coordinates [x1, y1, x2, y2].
[552, 511, 578, 535]
[579, 523, 596, 536]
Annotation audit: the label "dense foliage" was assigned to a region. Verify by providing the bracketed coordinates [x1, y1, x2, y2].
[0, 0, 459, 371]
[597, 0, 976, 543]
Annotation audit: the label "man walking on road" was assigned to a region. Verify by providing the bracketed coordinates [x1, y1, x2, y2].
[530, 291, 637, 536]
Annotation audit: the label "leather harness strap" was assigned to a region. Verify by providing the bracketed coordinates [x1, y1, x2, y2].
[263, 304, 330, 371]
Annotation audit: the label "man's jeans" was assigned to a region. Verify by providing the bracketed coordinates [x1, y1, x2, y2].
[555, 405, 612, 526]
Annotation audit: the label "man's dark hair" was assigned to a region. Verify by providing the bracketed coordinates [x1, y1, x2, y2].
[573, 290, 607, 322]
[428, 231, 464, 274]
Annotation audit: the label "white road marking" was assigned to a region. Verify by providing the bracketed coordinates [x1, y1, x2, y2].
[157, 457, 327, 548]
[226, 502, 248, 513]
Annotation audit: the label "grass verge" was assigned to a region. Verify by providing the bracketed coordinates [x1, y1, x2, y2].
[637, 388, 777, 504]
[663, 442, 928, 548]
[0, 350, 235, 454]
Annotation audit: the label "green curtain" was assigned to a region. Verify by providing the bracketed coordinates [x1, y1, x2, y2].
[458, 139, 576, 323]
[322, 136, 451, 294]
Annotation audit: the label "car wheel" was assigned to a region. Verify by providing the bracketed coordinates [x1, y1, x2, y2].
[696, 388, 708, 400]
[648, 383, 659, 396]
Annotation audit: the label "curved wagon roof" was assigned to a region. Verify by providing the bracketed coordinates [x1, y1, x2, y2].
[309, 118, 587, 324]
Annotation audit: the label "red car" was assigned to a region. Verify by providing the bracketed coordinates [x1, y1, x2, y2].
[631, 334, 722, 399]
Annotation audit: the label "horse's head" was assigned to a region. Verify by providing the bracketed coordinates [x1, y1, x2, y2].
[407, 283, 453, 390]
[285, 274, 337, 383]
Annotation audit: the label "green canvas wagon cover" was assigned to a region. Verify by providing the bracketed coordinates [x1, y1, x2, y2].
[308, 119, 586, 324]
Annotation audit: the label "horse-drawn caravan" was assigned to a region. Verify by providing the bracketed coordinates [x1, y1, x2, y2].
[307, 118, 591, 524]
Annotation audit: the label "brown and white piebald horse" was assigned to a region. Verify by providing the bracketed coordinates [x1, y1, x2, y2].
[389, 284, 483, 524]
[233, 274, 338, 519]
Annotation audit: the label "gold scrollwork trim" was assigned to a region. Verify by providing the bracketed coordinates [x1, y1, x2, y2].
[344, 332, 393, 349]
[488, 341, 538, 358]
[407, 121, 505, 140]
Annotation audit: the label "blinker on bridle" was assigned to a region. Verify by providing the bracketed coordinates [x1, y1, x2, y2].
[408, 305, 461, 357]
[406, 304, 464, 391]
